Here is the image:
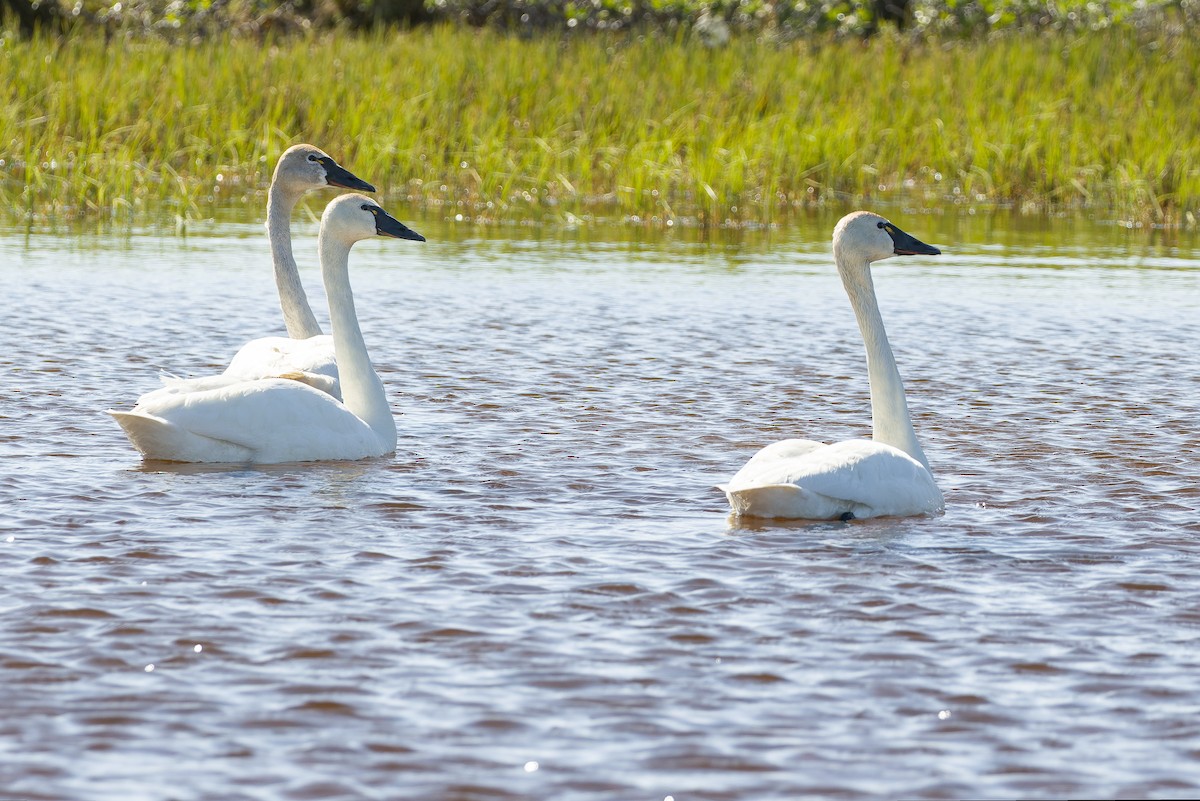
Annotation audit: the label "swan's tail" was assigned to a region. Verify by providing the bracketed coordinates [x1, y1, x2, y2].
[720, 482, 855, 520]
[108, 410, 252, 463]
[721, 483, 802, 517]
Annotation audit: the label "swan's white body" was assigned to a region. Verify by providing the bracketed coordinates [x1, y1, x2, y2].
[111, 377, 389, 464]
[722, 439, 942, 520]
[720, 211, 945, 521]
[111, 195, 424, 464]
[163, 144, 373, 401]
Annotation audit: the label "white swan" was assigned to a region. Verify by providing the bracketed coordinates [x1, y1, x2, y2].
[719, 211, 945, 521]
[110, 194, 425, 464]
[161, 143, 375, 400]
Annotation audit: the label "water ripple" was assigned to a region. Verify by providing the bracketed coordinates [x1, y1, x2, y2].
[2, 223, 1200, 799]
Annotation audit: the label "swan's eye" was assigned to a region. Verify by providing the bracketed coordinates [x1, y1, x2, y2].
[361, 204, 378, 215]
[877, 221, 885, 229]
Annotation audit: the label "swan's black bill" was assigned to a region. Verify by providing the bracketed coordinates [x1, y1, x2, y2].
[375, 209, 426, 242]
[320, 157, 376, 193]
[884, 223, 941, 256]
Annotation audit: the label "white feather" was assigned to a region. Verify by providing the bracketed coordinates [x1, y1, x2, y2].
[723, 439, 943, 520]
[221, 336, 338, 395]
[111, 194, 423, 464]
[721, 211, 946, 521]
[163, 144, 371, 401]
[111, 378, 384, 464]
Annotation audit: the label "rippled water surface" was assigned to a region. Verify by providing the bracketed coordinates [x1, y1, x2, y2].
[3, 211, 1200, 800]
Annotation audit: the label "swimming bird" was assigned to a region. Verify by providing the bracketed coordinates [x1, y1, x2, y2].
[110, 194, 425, 464]
[160, 143, 374, 400]
[719, 211, 945, 521]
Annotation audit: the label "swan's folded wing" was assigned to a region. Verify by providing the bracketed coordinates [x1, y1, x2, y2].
[143, 372, 248, 402]
[724, 439, 942, 519]
[148, 367, 337, 403]
[126, 378, 380, 462]
[789, 441, 941, 513]
[109, 408, 255, 463]
[722, 438, 828, 489]
[224, 335, 340, 398]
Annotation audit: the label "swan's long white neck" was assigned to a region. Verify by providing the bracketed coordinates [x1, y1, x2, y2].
[267, 184, 324, 340]
[836, 248, 931, 471]
[318, 233, 397, 451]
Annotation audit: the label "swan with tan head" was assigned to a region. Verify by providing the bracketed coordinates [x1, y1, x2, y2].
[111, 195, 424, 464]
[719, 211, 945, 521]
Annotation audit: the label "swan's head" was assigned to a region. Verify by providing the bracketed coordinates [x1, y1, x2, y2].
[833, 211, 941, 265]
[320, 193, 426, 245]
[274, 143, 376, 194]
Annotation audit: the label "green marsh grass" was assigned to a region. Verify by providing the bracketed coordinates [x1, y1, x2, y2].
[2, 25, 1198, 227]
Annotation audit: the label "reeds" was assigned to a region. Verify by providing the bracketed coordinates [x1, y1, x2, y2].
[2, 24, 1198, 227]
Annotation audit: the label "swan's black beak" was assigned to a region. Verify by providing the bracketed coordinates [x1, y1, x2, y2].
[375, 208, 426, 242]
[320, 157, 376, 193]
[885, 223, 941, 256]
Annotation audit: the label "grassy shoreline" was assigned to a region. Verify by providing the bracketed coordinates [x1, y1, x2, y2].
[3, 25, 1198, 229]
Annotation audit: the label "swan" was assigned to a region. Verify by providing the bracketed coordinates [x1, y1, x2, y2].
[110, 194, 425, 464]
[161, 143, 375, 400]
[719, 211, 945, 521]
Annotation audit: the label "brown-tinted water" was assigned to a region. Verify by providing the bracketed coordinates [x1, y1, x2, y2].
[2, 211, 1199, 799]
